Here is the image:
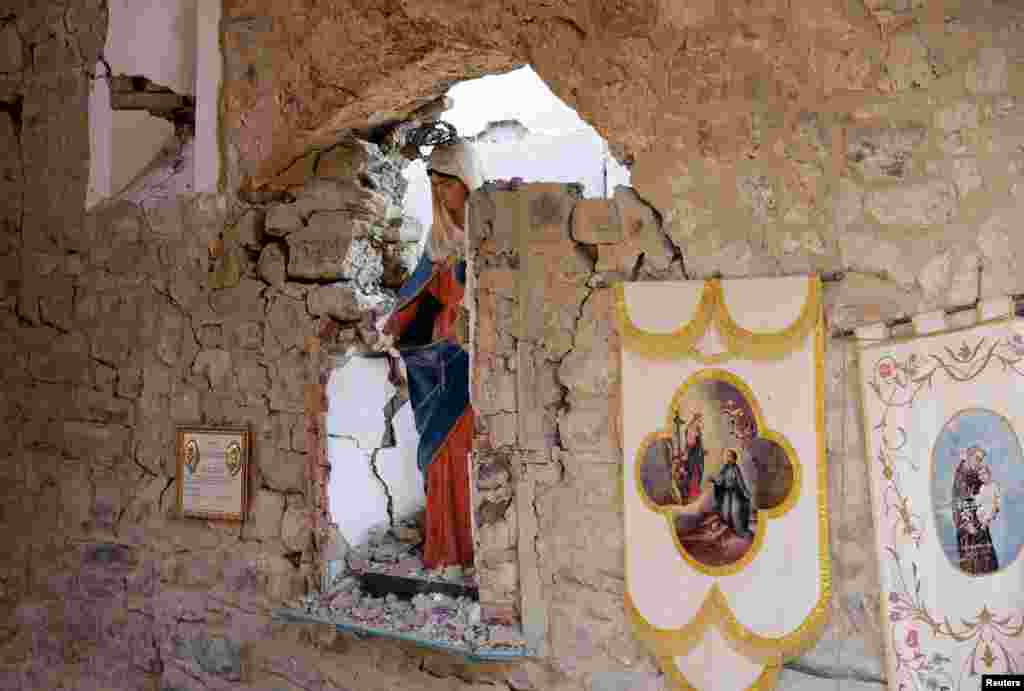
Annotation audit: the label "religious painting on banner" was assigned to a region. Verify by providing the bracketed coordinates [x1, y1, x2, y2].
[618, 275, 830, 691]
[856, 301, 1024, 691]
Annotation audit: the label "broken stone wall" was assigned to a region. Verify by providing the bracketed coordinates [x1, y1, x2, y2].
[462, 9, 1024, 690]
[7, 3, 1024, 691]
[0, 5, 431, 678]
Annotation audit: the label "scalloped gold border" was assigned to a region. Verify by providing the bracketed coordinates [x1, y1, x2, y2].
[624, 290, 831, 681]
[633, 369, 803, 577]
[615, 276, 821, 362]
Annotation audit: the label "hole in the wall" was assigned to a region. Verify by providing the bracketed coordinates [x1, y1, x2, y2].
[297, 61, 622, 660]
[401, 66, 631, 234]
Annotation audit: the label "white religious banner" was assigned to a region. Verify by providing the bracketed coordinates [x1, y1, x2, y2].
[856, 299, 1024, 691]
[617, 276, 830, 691]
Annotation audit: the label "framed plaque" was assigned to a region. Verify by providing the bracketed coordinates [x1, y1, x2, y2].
[176, 425, 250, 521]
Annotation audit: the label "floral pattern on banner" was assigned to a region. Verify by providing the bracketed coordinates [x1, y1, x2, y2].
[865, 327, 1024, 691]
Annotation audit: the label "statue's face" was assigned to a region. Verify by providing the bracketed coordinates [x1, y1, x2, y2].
[431, 173, 468, 215]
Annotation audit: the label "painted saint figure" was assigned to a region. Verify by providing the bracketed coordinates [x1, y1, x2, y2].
[672, 412, 705, 502]
[712, 450, 755, 540]
[952, 446, 1000, 575]
[380, 138, 484, 569]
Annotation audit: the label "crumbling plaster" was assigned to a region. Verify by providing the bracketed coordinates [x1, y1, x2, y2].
[5, 0, 1024, 690]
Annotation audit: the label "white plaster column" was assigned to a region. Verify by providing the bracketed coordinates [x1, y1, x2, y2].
[86, 63, 113, 209]
[194, 0, 223, 193]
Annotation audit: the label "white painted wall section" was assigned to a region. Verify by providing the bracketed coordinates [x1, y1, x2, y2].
[86, 66, 112, 209]
[327, 358, 425, 548]
[194, 0, 223, 193]
[104, 0, 198, 95]
[87, 69, 176, 209]
[88, 0, 222, 207]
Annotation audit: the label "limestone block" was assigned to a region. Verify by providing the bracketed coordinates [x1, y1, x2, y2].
[258, 450, 306, 494]
[951, 157, 983, 197]
[227, 321, 263, 351]
[62, 421, 131, 463]
[192, 349, 233, 390]
[520, 220, 592, 357]
[736, 174, 776, 223]
[846, 124, 926, 180]
[838, 226, 917, 289]
[292, 180, 387, 219]
[73, 388, 135, 426]
[559, 289, 614, 399]
[174, 635, 243, 681]
[571, 199, 621, 244]
[235, 359, 270, 404]
[143, 360, 173, 396]
[880, 32, 943, 92]
[268, 150, 318, 189]
[29, 331, 91, 384]
[0, 24, 23, 73]
[516, 342, 557, 451]
[38, 275, 74, 332]
[267, 350, 307, 413]
[865, 179, 957, 226]
[265, 204, 303, 236]
[285, 214, 370, 280]
[210, 278, 265, 316]
[967, 47, 1008, 95]
[244, 490, 284, 542]
[683, 239, 780, 279]
[117, 366, 143, 399]
[171, 384, 201, 423]
[485, 412, 518, 448]
[315, 139, 375, 180]
[256, 242, 286, 287]
[479, 561, 518, 595]
[281, 500, 311, 552]
[306, 282, 361, 321]
[934, 100, 979, 133]
[824, 273, 923, 331]
[615, 185, 673, 274]
[558, 402, 613, 456]
[264, 292, 312, 355]
[233, 207, 265, 249]
[977, 208, 1020, 296]
[477, 367, 516, 417]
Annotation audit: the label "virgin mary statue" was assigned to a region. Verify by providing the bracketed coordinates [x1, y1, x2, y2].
[379, 138, 484, 569]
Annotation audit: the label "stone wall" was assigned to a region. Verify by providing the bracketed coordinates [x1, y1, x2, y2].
[5, 2, 1024, 691]
[458, 12, 1024, 689]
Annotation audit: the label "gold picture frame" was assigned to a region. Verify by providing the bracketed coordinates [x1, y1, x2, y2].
[176, 425, 250, 521]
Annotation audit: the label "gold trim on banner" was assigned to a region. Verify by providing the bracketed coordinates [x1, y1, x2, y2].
[625, 302, 832, 684]
[615, 276, 821, 362]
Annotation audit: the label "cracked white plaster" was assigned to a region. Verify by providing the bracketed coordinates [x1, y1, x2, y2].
[326, 357, 424, 549]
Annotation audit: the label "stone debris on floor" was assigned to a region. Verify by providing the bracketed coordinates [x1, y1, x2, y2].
[283, 516, 527, 655]
[288, 574, 527, 655]
[346, 517, 479, 588]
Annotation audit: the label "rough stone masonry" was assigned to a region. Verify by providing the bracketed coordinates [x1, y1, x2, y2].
[5, 1, 1024, 690]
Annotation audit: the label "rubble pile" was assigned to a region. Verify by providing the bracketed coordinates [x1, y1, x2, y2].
[346, 518, 478, 588]
[289, 575, 527, 654]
